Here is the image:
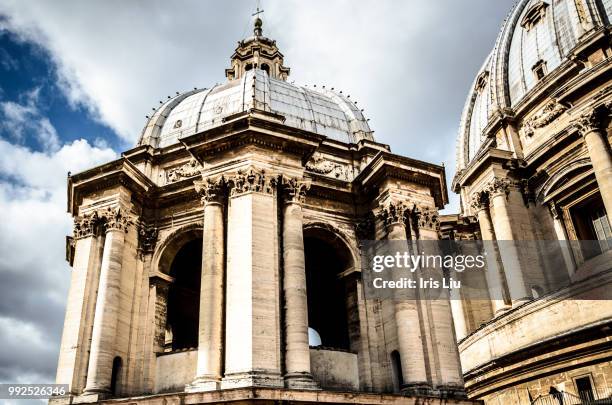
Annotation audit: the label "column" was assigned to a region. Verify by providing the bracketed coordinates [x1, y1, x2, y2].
[549, 202, 576, 277]
[471, 192, 510, 314]
[414, 206, 464, 395]
[189, 176, 226, 391]
[487, 178, 531, 304]
[379, 201, 430, 394]
[576, 106, 612, 228]
[222, 167, 283, 389]
[83, 207, 131, 395]
[280, 177, 317, 389]
[55, 212, 102, 394]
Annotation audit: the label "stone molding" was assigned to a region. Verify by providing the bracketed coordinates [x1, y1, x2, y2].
[280, 176, 311, 204]
[194, 176, 226, 204]
[227, 168, 277, 197]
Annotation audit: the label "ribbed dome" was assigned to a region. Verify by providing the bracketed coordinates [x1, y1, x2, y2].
[456, 0, 612, 170]
[138, 69, 374, 148]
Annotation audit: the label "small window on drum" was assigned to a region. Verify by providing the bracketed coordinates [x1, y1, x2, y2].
[245, 63, 253, 71]
[261, 63, 270, 75]
[532, 60, 547, 81]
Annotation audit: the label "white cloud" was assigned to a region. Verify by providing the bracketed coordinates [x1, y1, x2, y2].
[0, 138, 116, 383]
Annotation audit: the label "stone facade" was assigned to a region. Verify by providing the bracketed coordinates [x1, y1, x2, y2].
[51, 16, 477, 405]
[452, 0, 612, 403]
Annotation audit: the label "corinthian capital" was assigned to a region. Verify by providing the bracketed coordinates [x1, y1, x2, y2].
[228, 168, 277, 197]
[101, 206, 133, 233]
[485, 177, 513, 198]
[73, 211, 101, 239]
[413, 205, 440, 231]
[470, 191, 489, 212]
[194, 176, 225, 204]
[378, 201, 410, 228]
[573, 105, 609, 136]
[281, 176, 310, 204]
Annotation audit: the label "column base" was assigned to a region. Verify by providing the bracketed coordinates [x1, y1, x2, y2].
[185, 376, 222, 392]
[284, 372, 320, 390]
[400, 382, 433, 396]
[72, 392, 109, 404]
[221, 371, 284, 389]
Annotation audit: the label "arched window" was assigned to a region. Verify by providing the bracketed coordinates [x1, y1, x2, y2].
[166, 238, 202, 350]
[110, 356, 122, 396]
[245, 63, 253, 71]
[304, 226, 355, 351]
[261, 63, 270, 75]
[390, 350, 403, 393]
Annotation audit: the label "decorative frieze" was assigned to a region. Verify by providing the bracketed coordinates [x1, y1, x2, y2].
[166, 159, 203, 183]
[305, 153, 350, 181]
[521, 100, 566, 137]
[281, 176, 310, 204]
[194, 176, 226, 204]
[227, 168, 277, 197]
[73, 211, 101, 239]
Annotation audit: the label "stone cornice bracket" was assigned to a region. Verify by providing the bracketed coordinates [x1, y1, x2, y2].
[280, 176, 311, 204]
[377, 201, 410, 229]
[100, 206, 133, 233]
[227, 168, 277, 197]
[137, 223, 158, 254]
[573, 104, 610, 136]
[485, 177, 513, 199]
[194, 175, 226, 205]
[469, 191, 490, 212]
[73, 211, 101, 239]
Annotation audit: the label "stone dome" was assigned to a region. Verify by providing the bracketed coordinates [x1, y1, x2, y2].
[137, 69, 374, 148]
[456, 0, 612, 170]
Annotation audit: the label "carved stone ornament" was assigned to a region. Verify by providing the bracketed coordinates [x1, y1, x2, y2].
[485, 177, 513, 198]
[228, 168, 277, 197]
[414, 206, 440, 231]
[521, 100, 566, 137]
[166, 159, 203, 183]
[73, 211, 101, 239]
[355, 212, 376, 240]
[100, 206, 133, 232]
[573, 105, 609, 136]
[194, 176, 225, 204]
[378, 201, 410, 228]
[281, 176, 311, 204]
[469, 191, 490, 212]
[305, 153, 349, 181]
[138, 224, 158, 253]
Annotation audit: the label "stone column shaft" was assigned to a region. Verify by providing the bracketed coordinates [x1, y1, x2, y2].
[282, 198, 315, 388]
[84, 219, 127, 394]
[487, 181, 531, 304]
[583, 129, 612, 227]
[190, 178, 226, 392]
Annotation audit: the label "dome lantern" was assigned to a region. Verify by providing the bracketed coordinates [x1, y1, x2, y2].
[225, 8, 290, 81]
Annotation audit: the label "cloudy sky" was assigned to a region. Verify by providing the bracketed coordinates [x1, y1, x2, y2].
[0, 0, 513, 398]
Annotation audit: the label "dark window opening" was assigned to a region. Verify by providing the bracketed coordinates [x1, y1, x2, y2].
[390, 350, 403, 393]
[304, 234, 351, 351]
[533, 60, 547, 81]
[110, 356, 122, 396]
[245, 63, 253, 71]
[570, 195, 611, 259]
[167, 238, 202, 350]
[575, 376, 594, 402]
[261, 63, 270, 75]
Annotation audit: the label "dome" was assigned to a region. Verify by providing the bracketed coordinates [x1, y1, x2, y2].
[456, 0, 612, 170]
[138, 69, 374, 148]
